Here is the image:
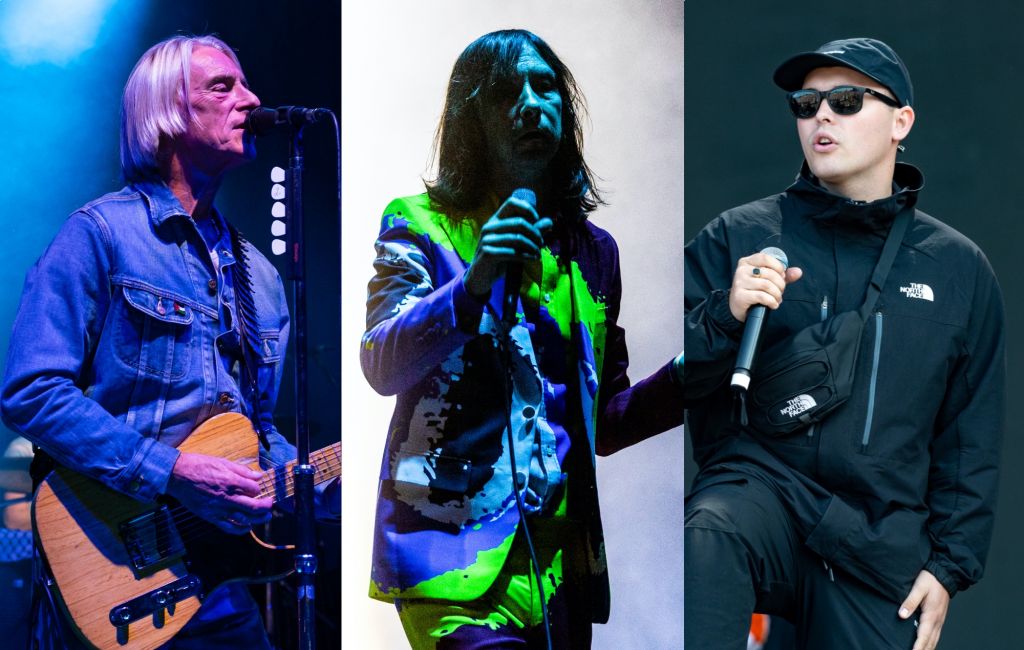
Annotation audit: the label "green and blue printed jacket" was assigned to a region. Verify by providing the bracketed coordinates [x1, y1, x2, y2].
[361, 194, 682, 621]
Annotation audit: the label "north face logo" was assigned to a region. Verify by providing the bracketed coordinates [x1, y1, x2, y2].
[899, 283, 934, 302]
[780, 394, 817, 418]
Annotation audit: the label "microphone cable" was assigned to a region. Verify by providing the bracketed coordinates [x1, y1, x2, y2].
[326, 110, 341, 234]
[497, 311, 554, 650]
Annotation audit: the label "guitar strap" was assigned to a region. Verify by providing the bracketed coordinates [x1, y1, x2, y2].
[228, 225, 272, 452]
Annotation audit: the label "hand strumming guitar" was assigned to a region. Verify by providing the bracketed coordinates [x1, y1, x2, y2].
[166, 451, 273, 535]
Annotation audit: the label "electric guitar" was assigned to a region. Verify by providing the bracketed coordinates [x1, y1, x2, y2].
[32, 412, 340, 650]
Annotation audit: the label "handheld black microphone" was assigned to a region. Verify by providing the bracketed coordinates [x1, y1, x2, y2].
[502, 188, 537, 328]
[245, 106, 332, 136]
[731, 247, 789, 391]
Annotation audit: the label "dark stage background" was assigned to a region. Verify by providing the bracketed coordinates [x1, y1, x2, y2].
[685, 2, 1022, 647]
[0, 1, 340, 647]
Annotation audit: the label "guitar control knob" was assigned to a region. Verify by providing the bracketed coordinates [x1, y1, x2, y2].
[153, 590, 169, 606]
[114, 606, 132, 623]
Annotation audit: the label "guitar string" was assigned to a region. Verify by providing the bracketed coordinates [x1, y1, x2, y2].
[137, 455, 341, 558]
[147, 452, 341, 551]
[164, 447, 341, 520]
[129, 449, 340, 558]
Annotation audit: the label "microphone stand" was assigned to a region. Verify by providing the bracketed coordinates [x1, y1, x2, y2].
[284, 109, 318, 650]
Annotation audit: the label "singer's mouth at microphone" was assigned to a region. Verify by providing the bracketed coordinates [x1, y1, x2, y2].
[516, 129, 554, 152]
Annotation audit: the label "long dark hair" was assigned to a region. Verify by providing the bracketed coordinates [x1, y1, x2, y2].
[425, 29, 603, 225]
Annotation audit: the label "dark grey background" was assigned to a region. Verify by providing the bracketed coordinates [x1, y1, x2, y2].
[685, 2, 1022, 647]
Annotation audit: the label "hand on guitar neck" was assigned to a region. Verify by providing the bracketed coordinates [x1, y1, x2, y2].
[166, 451, 273, 535]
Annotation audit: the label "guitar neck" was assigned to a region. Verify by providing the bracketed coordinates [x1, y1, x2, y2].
[258, 442, 341, 503]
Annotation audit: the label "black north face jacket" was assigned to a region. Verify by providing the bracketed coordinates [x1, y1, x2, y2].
[684, 163, 1005, 600]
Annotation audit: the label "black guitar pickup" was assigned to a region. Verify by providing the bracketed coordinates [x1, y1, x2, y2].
[119, 504, 186, 577]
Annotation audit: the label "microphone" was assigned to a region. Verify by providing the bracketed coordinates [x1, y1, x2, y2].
[731, 247, 789, 391]
[502, 188, 537, 328]
[245, 106, 332, 136]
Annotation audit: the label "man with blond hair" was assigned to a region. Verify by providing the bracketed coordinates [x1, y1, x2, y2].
[0, 34, 327, 648]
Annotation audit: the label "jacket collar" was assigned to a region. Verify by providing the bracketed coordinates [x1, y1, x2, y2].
[131, 180, 191, 228]
[786, 161, 924, 233]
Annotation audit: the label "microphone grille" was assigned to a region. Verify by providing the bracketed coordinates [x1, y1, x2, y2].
[760, 246, 789, 270]
[245, 107, 280, 136]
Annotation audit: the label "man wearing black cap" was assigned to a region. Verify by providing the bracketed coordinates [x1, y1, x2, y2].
[684, 38, 1004, 650]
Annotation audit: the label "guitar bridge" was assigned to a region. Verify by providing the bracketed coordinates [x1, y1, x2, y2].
[108, 574, 202, 630]
[119, 504, 186, 577]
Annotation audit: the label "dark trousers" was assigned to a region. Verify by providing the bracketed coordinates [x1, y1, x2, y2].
[684, 477, 919, 650]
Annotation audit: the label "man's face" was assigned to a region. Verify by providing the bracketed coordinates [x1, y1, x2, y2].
[179, 45, 260, 177]
[480, 43, 563, 192]
[796, 66, 907, 200]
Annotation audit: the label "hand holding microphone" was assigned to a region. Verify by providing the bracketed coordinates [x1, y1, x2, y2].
[728, 248, 802, 322]
[462, 189, 553, 322]
[730, 248, 802, 391]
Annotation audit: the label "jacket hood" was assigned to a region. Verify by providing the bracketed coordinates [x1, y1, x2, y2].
[786, 161, 924, 234]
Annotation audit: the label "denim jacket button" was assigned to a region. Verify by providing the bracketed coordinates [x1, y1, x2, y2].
[207, 279, 217, 295]
[218, 392, 235, 406]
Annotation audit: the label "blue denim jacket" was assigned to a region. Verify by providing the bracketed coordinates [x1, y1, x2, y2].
[0, 181, 293, 501]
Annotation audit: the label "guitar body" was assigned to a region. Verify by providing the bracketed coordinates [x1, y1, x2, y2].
[33, 413, 292, 650]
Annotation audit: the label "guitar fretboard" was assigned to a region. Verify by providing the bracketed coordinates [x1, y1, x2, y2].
[258, 442, 341, 502]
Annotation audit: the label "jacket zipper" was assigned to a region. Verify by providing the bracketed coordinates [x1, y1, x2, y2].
[861, 311, 883, 450]
[806, 296, 830, 445]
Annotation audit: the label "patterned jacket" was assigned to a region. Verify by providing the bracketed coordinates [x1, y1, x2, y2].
[362, 194, 682, 621]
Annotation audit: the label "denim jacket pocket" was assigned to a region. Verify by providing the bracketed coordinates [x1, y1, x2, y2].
[113, 283, 194, 380]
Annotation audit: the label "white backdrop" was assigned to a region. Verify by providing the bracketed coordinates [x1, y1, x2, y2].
[341, 2, 684, 647]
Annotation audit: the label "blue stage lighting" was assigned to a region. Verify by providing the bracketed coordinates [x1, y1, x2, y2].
[0, 0, 119, 66]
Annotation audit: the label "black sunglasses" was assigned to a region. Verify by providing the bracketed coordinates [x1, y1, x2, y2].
[786, 85, 901, 119]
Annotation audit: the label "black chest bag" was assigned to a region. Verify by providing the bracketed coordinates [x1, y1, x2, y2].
[742, 207, 911, 436]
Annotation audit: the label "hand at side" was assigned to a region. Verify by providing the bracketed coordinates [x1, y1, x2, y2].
[899, 569, 950, 650]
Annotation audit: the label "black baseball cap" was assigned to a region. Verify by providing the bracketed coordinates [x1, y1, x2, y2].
[773, 37, 913, 107]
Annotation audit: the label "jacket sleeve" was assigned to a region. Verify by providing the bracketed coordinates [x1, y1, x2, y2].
[684, 215, 745, 391]
[923, 249, 1005, 597]
[0, 211, 180, 502]
[359, 206, 482, 396]
[594, 235, 684, 456]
